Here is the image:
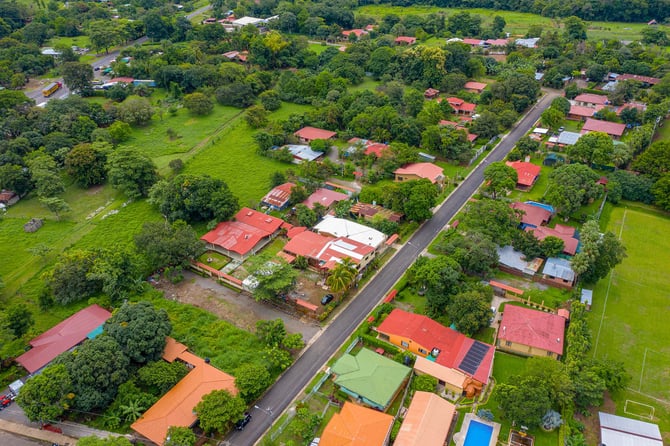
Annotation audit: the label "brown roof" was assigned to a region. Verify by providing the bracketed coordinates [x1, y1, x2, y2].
[464, 81, 487, 92]
[510, 202, 552, 227]
[394, 392, 456, 446]
[320, 402, 393, 446]
[395, 163, 444, 184]
[581, 118, 626, 137]
[294, 126, 337, 141]
[261, 182, 294, 209]
[131, 342, 237, 446]
[617, 74, 660, 85]
[574, 93, 609, 105]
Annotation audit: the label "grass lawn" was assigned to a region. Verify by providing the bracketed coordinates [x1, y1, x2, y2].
[588, 205, 670, 436]
[197, 251, 231, 270]
[357, 5, 646, 41]
[309, 43, 332, 54]
[475, 352, 558, 446]
[47, 35, 91, 50]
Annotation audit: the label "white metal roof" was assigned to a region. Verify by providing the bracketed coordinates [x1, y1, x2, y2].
[599, 412, 662, 446]
[314, 217, 386, 248]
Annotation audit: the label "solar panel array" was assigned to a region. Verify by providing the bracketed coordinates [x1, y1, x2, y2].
[459, 341, 489, 375]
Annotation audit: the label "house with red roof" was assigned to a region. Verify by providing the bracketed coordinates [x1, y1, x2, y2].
[342, 29, 368, 38]
[394, 163, 444, 185]
[485, 38, 509, 47]
[395, 36, 416, 45]
[581, 118, 626, 139]
[424, 88, 440, 99]
[497, 305, 566, 359]
[574, 93, 609, 107]
[261, 182, 294, 210]
[568, 104, 604, 120]
[438, 120, 479, 142]
[201, 208, 284, 260]
[445, 97, 476, 115]
[347, 138, 390, 158]
[0, 189, 19, 207]
[320, 402, 394, 446]
[617, 73, 660, 86]
[294, 126, 337, 143]
[511, 202, 552, 228]
[505, 161, 541, 190]
[282, 230, 376, 271]
[526, 224, 579, 256]
[463, 81, 487, 94]
[376, 309, 494, 397]
[302, 188, 349, 210]
[462, 38, 484, 47]
[16, 304, 112, 374]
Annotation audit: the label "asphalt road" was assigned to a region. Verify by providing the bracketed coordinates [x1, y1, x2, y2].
[25, 4, 212, 104]
[225, 91, 560, 446]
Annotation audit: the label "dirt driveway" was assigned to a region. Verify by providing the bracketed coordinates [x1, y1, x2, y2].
[157, 271, 321, 343]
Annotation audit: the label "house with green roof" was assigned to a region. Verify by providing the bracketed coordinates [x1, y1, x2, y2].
[331, 348, 411, 410]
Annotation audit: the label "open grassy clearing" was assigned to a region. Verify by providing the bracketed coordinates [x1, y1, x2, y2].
[309, 43, 332, 54]
[588, 206, 670, 435]
[357, 5, 647, 41]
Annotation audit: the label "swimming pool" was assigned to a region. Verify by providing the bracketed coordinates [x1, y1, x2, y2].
[463, 419, 493, 446]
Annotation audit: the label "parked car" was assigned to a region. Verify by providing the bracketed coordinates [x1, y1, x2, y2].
[558, 126, 565, 133]
[0, 395, 11, 408]
[235, 412, 252, 431]
[42, 424, 63, 434]
[321, 294, 334, 305]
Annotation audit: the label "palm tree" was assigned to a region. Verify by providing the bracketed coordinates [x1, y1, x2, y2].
[326, 257, 358, 294]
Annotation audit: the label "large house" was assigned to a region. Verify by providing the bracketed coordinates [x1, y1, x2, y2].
[505, 161, 541, 190]
[497, 305, 566, 359]
[282, 229, 376, 271]
[16, 304, 112, 374]
[394, 391, 456, 446]
[131, 338, 237, 446]
[567, 104, 604, 120]
[260, 182, 294, 210]
[320, 402, 394, 446]
[581, 118, 626, 139]
[331, 348, 411, 410]
[294, 126, 337, 143]
[201, 208, 284, 260]
[394, 163, 444, 185]
[573, 93, 609, 107]
[511, 202, 552, 228]
[376, 309, 494, 397]
[314, 216, 387, 250]
[444, 97, 476, 115]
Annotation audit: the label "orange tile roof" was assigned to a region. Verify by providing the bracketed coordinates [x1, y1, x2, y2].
[320, 402, 393, 446]
[464, 81, 487, 92]
[506, 161, 541, 187]
[131, 342, 237, 446]
[394, 163, 444, 183]
[394, 391, 456, 446]
[162, 337, 188, 363]
[294, 126, 337, 141]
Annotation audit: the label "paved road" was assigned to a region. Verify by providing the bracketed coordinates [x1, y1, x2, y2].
[225, 91, 559, 446]
[25, 4, 212, 104]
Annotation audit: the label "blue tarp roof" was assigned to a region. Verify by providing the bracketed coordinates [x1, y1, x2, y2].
[87, 324, 104, 340]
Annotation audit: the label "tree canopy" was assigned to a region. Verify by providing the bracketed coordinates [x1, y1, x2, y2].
[106, 148, 159, 199]
[134, 220, 204, 271]
[545, 164, 601, 216]
[16, 364, 72, 423]
[195, 389, 247, 434]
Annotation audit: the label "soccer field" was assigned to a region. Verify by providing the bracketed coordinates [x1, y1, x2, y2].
[589, 206, 670, 432]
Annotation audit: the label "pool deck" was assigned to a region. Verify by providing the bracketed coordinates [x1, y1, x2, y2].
[453, 413, 501, 446]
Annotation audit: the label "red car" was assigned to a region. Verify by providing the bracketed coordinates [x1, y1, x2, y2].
[42, 424, 63, 434]
[0, 395, 10, 408]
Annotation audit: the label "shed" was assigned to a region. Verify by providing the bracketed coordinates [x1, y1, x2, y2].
[599, 412, 662, 446]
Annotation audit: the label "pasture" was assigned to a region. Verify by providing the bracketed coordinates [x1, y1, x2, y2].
[588, 205, 670, 435]
[357, 5, 648, 41]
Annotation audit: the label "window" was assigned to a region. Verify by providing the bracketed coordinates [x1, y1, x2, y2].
[547, 351, 554, 357]
[379, 334, 389, 341]
[418, 348, 427, 355]
[401, 341, 409, 348]
[505, 341, 512, 347]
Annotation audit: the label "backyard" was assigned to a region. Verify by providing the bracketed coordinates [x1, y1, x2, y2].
[588, 205, 670, 437]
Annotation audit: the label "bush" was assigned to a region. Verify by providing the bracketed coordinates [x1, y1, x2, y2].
[360, 334, 401, 356]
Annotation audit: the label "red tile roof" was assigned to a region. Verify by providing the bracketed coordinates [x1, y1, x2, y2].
[394, 163, 444, 184]
[284, 230, 330, 258]
[569, 104, 603, 117]
[364, 142, 390, 157]
[446, 97, 476, 113]
[0, 190, 17, 203]
[294, 126, 337, 141]
[302, 188, 349, 209]
[16, 304, 112, 374]
[506, 161, 541, 187]
[615, 102, 647, 115]
[574, 93, 609, 105]
[109, 77, 134, 83]
[526, 224, 579, 255]
[376, 309, 494, 384]
[200, 208, 284, 256]
[287, 226, 307, 239]
[424, 88, 440, 98]
[342, 29, 368, 37]
[581, 118, 626, 137]
[498, 305, 565, 355]
[464, 81, 487, 92]
[395, 36, 416, 44]
[510, 202, 552, 227]
[617, 73, 660, 85]
[261, 182, 294, 209]
[462, 38, 483, 45]
[283, 231, 374, 268]
[485, 38, 509, 46]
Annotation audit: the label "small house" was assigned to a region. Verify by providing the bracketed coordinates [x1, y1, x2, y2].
[505, 161, 541, 190]
[580, 289, 593, 310]
[394, 163, 444, 185]
[463, 81, 487, 94]
[424, 88, 440, 99]
[320, 402, 394, 446]
[542, 257, 576, 288]
[260, 182, 294, 210]
[581, 118, 626, 139]
[497, 305, 566, 359]
[599, 412, 662, 446]
[394, 392, 456, 446]
[293, 126, 337, 143]
[395, 36, 416, 45]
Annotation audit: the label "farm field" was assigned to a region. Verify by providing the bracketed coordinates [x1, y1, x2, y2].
[357, 5, 648, 41]
[588, 205, 670, 437]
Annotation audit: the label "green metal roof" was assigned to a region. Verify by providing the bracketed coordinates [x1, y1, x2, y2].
[331, 348, 411, 409]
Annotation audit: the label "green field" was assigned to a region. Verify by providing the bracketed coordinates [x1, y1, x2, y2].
[357, 5, 647, 41]
[589, 206, 670, 435]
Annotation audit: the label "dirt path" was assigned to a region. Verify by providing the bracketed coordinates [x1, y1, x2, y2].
[157, 271, 321, 342]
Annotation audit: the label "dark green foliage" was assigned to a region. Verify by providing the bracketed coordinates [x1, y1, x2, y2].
[16, 364, 71, 423]
[195, 389, 247, 434]
[106, 148, 159, 199]
[235, 363, 272, 403]
[411, 374, 438, 392]
[104, 301, 171, 364]
[134, 220, 204, 271]
[446, 289, 492, 336]
[435, 231, 498, 277]
[138, 361, 189, 395]
[3, 303, 34, 338]
[65, 142, 109, 188]
[44, 250, 102, 305]
[149, 174, 239, 223]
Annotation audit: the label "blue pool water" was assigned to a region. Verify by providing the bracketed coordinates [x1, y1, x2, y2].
[464, 420, 493, 446]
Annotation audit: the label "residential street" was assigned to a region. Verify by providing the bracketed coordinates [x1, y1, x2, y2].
[225, 91, 561, 445]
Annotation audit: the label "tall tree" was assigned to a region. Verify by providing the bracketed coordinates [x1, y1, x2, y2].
[104, 301, 171, 364]
[164, 426, 196, 446]
[40, 197, 71, 221]
[44, 250, 102, 305]
[195, 390, 247, 434]
[632, 141, 670, 178]
[106, 148, 159, 199]
[462, 198, 521, 244]
[16, 364, 71, 424]
[572, 220, 626, 283]
[26, 152, 64, 198]
[134, 220, 204, 271]
[235, 363, 272, 403]
[3, 303, 34, 338]
[483, 162, 517, 199]
[446, 289, 492, 336]
[545, 164, 601, 217]
[65, 142, 109, 187]
[248, 257, 298, 301]
[61, 62, 94, 93]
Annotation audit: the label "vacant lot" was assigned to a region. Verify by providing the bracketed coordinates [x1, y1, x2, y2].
[589, 206, 670, 436]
